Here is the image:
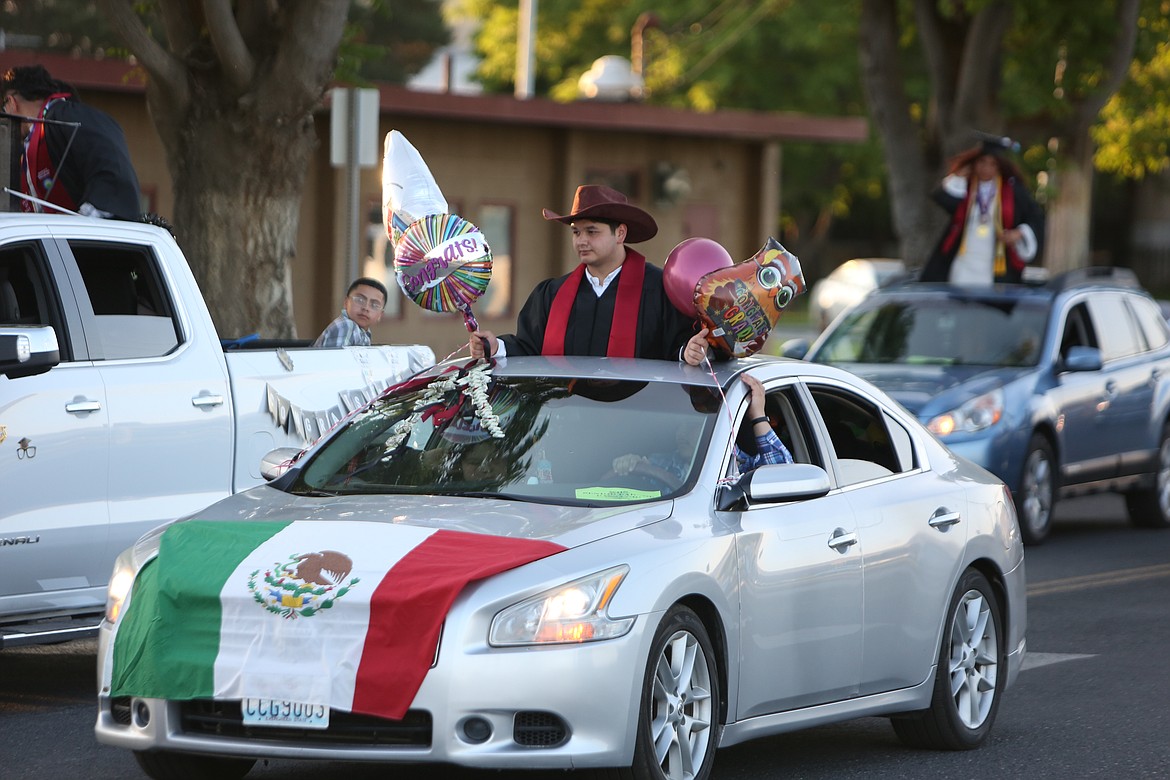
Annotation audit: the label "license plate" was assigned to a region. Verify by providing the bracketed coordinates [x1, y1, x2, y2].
[241, 698, 330, 729]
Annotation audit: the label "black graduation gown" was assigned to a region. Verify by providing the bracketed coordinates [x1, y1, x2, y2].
[43, 98, 142, 220]
[501, 261, 695, 360]
[921, 176, 1045, 284]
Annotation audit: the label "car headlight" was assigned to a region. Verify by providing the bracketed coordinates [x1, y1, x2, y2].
[105, 549, 137, 624]
[489, 565, 634, 646]
[927, 387, 1004, 436]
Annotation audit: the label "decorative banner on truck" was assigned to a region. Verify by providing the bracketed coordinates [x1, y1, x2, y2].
[265, 381, 392, 446]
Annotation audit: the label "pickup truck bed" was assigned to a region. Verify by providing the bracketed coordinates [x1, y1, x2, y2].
[0, 214, 434, 645]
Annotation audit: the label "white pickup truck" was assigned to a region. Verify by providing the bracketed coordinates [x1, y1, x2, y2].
[0, 213, 434, 648]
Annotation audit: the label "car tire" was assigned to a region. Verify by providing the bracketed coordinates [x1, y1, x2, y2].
[1015, 434, 1056, 545]
[891, 568, 1004, 750]
[624, 605, 721, 780]
[1125, 424, 1170, 529]
[134, 751, 256, 780]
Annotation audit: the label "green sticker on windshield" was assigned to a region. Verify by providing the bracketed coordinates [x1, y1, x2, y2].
[575, 486, 663, 501]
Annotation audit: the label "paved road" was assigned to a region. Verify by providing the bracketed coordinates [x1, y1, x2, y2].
[4, 494, 1168, 779]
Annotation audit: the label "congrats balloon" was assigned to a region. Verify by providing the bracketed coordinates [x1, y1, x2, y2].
[694, 237, 806, 358]
[394, 213, 492, 332]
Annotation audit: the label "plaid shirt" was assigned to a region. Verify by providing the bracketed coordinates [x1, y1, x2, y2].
[736, 428, 794, 471]
[313, 310, 371, 347]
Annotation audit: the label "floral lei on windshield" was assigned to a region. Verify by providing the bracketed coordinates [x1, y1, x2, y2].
[382, 359, 503, 453]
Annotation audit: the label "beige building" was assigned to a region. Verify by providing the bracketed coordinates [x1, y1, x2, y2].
[0, 50, 865, 356]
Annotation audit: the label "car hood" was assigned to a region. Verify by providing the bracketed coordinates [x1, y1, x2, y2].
[842, 363, 1031, 416]
[154, 485, 675, 555]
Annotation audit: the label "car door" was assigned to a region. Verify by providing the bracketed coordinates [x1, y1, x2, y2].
[732, 379, 864, 717]
[56, 237, 234, 576]
[1048, 299, 1116, 485]
[807, 386, 969, 695]
[1085, 292, 1158, 477]
[0, 239, 112, 615]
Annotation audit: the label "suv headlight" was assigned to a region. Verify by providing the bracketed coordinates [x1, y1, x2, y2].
[489, 565, 634, 646]
[105, 550, 137, 624]
[927, 387, 1004, 436]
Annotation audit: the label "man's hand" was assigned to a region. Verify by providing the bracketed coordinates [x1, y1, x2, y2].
[470, 330, 498, 359]
[742, 374, 766, 419]
[683, 328, 711, 366]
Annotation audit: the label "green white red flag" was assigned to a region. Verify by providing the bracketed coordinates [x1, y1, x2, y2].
[110, 520, 564, 719]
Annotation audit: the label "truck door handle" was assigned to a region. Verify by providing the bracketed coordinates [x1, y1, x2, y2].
[929, 509, 961, 529]
[191, 393, 224, 408]
[827, 528, 858, 552]
[65, 398, 101, 414]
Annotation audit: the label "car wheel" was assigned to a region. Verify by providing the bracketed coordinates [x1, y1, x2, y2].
[1125, 424, 1170, 529]
[892, 568, 1004, 750]
[627, 605, 721, 780]
[1015, 434, 1056, 545]
[134, 751, 256, 780]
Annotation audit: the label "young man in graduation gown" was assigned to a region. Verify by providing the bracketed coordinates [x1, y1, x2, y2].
[2, 65, 141, 220]
[470, 184, 708, 363]
[921, 136, 1045, 285]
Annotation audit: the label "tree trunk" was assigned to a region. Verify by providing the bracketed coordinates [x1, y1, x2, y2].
[97, 0, 350, 339]
[163, 106, 316, 338]
[1043, 143, 1095, 274]
[859, 0, 940, 267]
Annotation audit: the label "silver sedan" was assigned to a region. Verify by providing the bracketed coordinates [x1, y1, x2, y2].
[95, 355, 1026, 780]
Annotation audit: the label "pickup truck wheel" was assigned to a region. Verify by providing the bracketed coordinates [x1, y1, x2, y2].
[134, 751, 255, 780]
[1015, 434, 1056, 545]
[1125, 425, 1170, 529]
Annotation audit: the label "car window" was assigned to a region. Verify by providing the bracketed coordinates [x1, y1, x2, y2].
[814, 296, 1048, 367]
[1086, 293, 1142, 361]
[68, 241, 181, 360]
[1128, 295, 1169, 352]
[1059, 302, 1098, 359]
[806, 384, 906, 485]
[292, 372, 721, 506]
[727, 383, 824, 478]
[0, 242, 75, 360]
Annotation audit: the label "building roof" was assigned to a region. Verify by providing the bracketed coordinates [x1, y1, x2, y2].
[0, 49, 866, 144]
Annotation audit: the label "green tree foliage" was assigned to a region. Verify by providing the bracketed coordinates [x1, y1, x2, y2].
[1094, 3, 1170, 178]
[450, 0, 893, 267]
[0, 0, 448, 87]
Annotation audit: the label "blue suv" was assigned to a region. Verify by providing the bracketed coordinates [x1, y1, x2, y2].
[793, 268, 1170, 544]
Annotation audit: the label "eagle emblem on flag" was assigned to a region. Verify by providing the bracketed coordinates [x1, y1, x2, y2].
[247, 550, 360, 619]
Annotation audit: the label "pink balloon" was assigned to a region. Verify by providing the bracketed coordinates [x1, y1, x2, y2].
[663, 237, 734, 316]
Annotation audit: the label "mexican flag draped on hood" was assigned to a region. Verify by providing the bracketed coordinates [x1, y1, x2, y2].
[111, 520, 564, 720]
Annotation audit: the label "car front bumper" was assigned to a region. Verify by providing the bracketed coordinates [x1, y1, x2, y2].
[94, 610, 660, 770]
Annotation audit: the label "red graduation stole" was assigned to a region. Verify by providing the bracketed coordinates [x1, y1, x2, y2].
[542, 249, 646, 357]
[20, 94, 78, 213]
[940, 176, 1024, 276]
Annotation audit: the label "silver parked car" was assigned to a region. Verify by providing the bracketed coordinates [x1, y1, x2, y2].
[809, 257, 907, 331]
[95, 356, 1026, 780]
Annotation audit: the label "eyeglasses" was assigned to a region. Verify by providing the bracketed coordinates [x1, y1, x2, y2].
[349, 293, 384, 312]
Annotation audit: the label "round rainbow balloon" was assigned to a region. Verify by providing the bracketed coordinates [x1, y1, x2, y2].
[394, 213, 492, 330]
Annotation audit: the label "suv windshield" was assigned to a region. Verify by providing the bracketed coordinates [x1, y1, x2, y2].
[289, 366, 720, 506]
[814, 296, 1050, 367]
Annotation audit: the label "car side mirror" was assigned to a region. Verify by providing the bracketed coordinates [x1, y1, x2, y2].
[1062, 345, 1102, 373]
[0, 325, 60, 379]
[716, 463, 832, 510]
[260, 447, 305, 481]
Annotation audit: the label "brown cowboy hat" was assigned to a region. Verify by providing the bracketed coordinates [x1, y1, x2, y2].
[542, 184, 658, 243]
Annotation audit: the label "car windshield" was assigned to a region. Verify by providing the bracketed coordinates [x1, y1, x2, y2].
[287, 366, 721, 506]
[813, 295, 1050, 367]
